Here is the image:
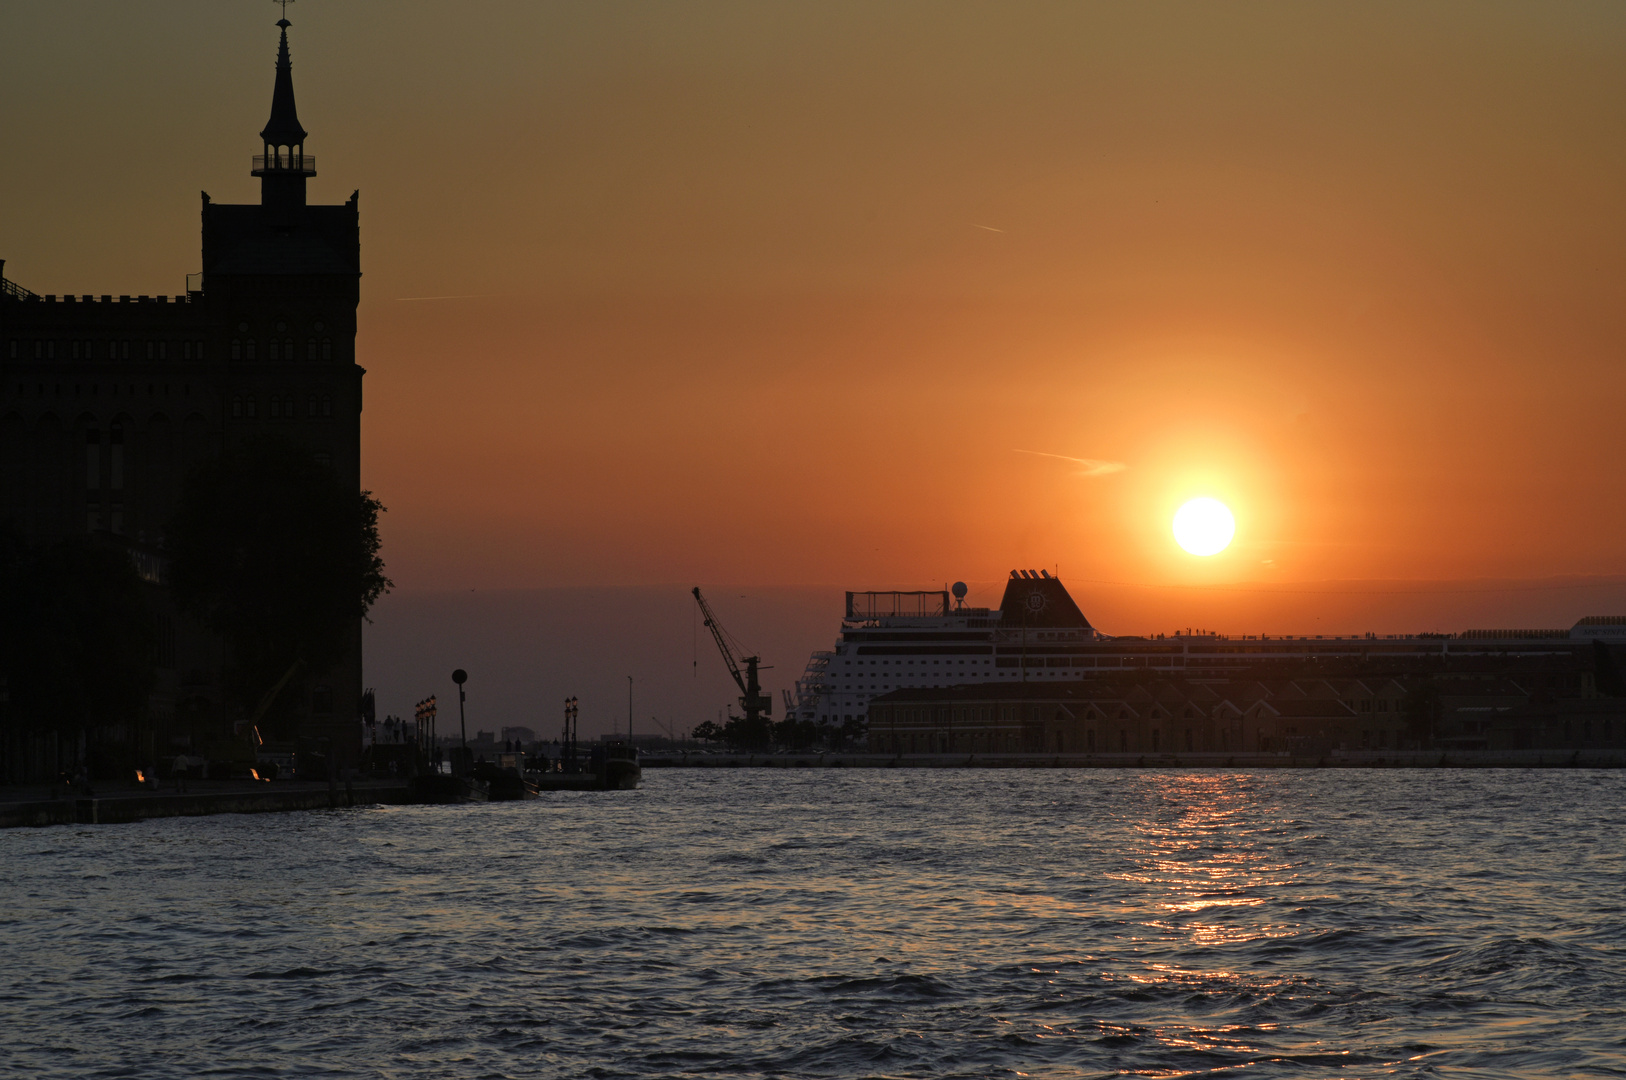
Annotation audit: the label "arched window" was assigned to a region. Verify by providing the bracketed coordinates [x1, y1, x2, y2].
[195, 341, 205, 360]
[231, 339, 242, 360]
[85, 428, 101, 490]
[285, 338, 294, 359]
[268, 339, 279, 361]
[246, 395, 257, 418]
[232, 396, 243, 418]
[307, 338, 317, 360]
[269, 395, 280, 418]
[110, 422, 124, 493]
[307, 396, 318, 418]
[320, 395, 332, 417]
[320, 337, 332, 360]
[246, 340, 257, 360]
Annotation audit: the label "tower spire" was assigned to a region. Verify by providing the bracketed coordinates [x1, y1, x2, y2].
[260, 15, 307, 146]
[252, 8, 315, 210]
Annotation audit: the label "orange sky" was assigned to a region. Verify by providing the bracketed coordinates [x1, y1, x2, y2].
[6, 2, 1626, 641]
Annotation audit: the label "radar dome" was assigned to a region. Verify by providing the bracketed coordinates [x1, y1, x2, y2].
[951, 582, 968, 599]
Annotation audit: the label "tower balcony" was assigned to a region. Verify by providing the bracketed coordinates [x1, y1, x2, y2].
[251, 153, 316, 176]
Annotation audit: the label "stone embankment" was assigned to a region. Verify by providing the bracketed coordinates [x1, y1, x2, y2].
[645, 749, 1626, 770]
[0, 779, 415, 829]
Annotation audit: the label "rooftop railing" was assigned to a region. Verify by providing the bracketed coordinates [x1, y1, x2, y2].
[251, 153, 316, 175]
[1, 276, 38, 301]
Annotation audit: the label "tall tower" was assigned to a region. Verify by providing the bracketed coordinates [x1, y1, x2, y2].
[200, 12, 366, 762]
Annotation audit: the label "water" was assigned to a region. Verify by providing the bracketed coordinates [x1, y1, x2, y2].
[2, 770, 1624, 1079]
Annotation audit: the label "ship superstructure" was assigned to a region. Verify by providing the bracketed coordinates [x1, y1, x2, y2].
[788, 570, 1099, 726]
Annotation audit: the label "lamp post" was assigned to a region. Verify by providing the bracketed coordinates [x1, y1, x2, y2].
[452, 669, 468, 756]
[627, 676, 633, 745]
[563, 696, 579, 771]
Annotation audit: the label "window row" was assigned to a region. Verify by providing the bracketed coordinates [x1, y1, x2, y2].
[7, 340, 208, 360]
[230, 338, 333, 361]
[231, 394, 334, 419]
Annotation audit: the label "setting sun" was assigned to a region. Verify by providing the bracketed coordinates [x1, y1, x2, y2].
[1172, 498, 1235, 556]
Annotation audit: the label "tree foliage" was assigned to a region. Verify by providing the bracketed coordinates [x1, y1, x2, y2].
[168, 436, 390, 735]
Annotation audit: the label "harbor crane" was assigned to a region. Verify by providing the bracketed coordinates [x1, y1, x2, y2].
[691, 587, 772, 736]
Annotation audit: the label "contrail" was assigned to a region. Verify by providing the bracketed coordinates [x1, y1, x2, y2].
[973, 224, 1006, 232]
[393, 293, 501, 302]
[1012, 449, 1126, 476]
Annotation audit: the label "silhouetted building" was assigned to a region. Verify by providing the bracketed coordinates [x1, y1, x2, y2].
[0, 17, 363, 778]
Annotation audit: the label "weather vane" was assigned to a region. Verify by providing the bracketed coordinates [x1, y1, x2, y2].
[275, 0, 294, 20]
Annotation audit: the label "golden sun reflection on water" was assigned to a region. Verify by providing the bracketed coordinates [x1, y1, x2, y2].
[1114, 772, 1309, 948]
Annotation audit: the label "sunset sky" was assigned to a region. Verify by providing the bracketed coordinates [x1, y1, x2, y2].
[5, 2, 1626, 729]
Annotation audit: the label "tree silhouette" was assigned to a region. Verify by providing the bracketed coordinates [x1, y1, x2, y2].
[168, 436, 390, 738]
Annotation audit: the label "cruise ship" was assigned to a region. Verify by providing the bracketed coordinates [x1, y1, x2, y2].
[783, 570, 1626, 726]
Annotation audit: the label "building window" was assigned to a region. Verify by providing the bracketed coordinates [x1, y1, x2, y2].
[195, 341, 204, 359]
[321, 337, 332, 360]
[314, 451, 332, 467]
[268, 340, 279, 361]
[246, 340, 256, 360]
[34, 341, 42, 359]
[320, 395, 332, 417]
[231, 339, 242, 360]
[284, 337, 294, 358]
[269, 395, 280, 418]
[307, 338, 317, 360]
[308, 395, 318, 418]
[72, 341, 81, 360]
[85, 428, 101, 489]
[246, 395, 257, 418]
[121, 341, 130, 360]
[183, 342, 192, 360]
[232, 396, 243, 418]
[110, 422, 124, 491]
[158, 341, 166, 360]
[7, 342, 14, 359]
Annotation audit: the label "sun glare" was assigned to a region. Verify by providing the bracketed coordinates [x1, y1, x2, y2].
[1173, 498, 1235, 556]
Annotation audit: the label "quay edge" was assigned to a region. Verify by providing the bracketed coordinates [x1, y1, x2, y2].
[644, 750, 1626, 770]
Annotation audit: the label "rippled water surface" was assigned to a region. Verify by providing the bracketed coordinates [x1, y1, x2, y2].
[3, 769, 1625, 1078]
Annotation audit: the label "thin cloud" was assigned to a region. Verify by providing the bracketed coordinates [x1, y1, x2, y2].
[973, 224, 1006, 232]
[1013, 449, 1127, 477]
[393, 293, 502, 302]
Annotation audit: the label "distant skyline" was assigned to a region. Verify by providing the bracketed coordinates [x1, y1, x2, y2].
[6, 2, 1626, 631]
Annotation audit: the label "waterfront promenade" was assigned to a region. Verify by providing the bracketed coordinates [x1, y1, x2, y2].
[0, 778, 415, 829]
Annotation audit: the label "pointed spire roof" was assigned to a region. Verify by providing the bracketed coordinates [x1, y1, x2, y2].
[260, 19, 308, 146]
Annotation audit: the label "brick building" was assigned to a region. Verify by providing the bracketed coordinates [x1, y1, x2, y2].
[0, 16, 364, 779]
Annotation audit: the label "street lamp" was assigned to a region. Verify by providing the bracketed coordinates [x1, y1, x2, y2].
[452, 669, 468, 762]
[563, 696, 578, 771]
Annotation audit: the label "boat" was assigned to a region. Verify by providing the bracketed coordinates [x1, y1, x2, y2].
[784, 569, 1626, 730]
[526, 739, 640, 792]
[784, 571, 1095, 729]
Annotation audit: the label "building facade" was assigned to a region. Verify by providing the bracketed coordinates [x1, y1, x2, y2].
[867, 669, 1620, 757]
[0, 16, 363, 779]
